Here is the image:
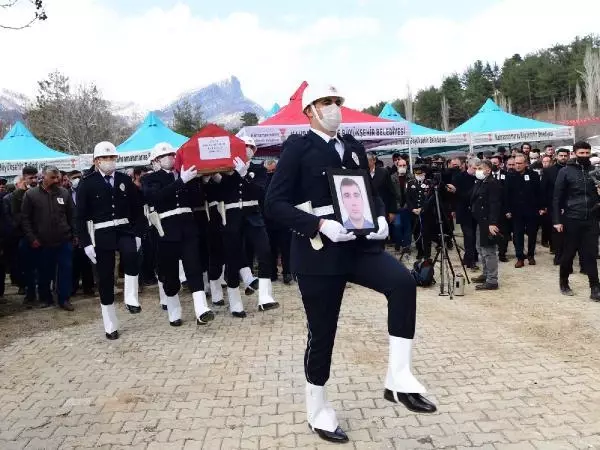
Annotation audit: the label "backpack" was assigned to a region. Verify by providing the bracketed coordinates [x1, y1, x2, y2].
[411, 259, 436, 287]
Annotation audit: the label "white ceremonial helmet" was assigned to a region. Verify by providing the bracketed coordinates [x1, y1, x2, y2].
[240, 135, 257, 149]
[301, 83, 345, 112]
[93, 141, 118, 159]
[149, 142, 176, 163]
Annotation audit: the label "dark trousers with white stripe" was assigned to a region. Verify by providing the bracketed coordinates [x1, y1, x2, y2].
[296, 251, 416, 386]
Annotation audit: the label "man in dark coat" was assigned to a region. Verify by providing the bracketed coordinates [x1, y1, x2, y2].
[470, 160, 502, 290]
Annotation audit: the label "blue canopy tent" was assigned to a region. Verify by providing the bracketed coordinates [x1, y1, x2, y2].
[453, 98, 574, 150]
[264, 103, 281, 119]
[0, 121, 68, 160]
[117, 112, 188, 153]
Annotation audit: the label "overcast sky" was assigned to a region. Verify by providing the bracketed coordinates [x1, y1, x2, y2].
[1, 0, 599, 111]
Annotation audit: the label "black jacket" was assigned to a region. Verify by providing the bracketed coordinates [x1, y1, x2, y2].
[141, 169, 199, 242]
[21, 184, 74, 247]
[452, 171, 476, 225]
[406, 178, 434, 214]
[470, 175, 502, 247]
[504, 169, 542, 217]
[542, 163, 566, 213]
[264, 131, 384, 275]
[76, 171, 144, 249]
[553, 160, 599, 224]
[370, 167, 396, 215]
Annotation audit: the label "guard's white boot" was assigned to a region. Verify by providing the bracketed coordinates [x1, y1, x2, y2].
[178, 260, 187, 283]
[227, 287, 246, 318]
[210, 280, 224, 305]
[240, 266, 258, 294]
[158, 281, 168, 310]
[101, 304, 119, 339]
[305, 383, 347, 442]
[257, 278, 279, 311]
[192, 291, 214, 325]
[124, 275, 141, 312]
[218, 265, 226, 287]
[384, 336, 436, 413]
[166, 294, 182, 326]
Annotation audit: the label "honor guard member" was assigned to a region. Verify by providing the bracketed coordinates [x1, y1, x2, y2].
[217, 135, 279, 318]
[265, 83, 436, 444]
[142, 143, 214, 326]
[406, 165, 434, 260]
[77, 142, 144, 340]
[203, 174, 228, 306]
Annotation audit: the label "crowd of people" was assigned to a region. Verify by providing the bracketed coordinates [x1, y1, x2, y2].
[370, 141, 600, 297]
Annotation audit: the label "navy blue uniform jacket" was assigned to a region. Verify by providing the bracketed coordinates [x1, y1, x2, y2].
[264, 131, 385, 275]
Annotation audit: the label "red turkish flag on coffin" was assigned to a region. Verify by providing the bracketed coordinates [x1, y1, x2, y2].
[175, 124, 248, 174]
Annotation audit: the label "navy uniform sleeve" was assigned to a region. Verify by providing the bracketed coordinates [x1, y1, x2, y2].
[125, 176, 145, 237]
[264, 138, 321, 237]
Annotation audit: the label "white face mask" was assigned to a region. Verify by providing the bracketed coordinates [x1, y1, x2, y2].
[246, 147, 255, 160]
[475, 169, 486, 180]
[159, 155, 175, 171]
[397, 167, 407, 175]
[311, 104, 342, 132]
[415, 174, 425, 182]
[71, 178, 80, 189]
[98, 160, 116, 175]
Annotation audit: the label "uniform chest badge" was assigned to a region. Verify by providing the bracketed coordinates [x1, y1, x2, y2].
[411, 185, 416, 189]
[57, 197, 64, 205]
[352, 152, 360, 166]
[249, 172, 255, 179]
[119, 183, 126, 191]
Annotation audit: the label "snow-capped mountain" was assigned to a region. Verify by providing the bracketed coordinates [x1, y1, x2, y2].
[158, 76, 266, 128]
[0, 89, 29, 124]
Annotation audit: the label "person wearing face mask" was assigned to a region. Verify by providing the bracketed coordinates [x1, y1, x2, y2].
[76, 142, 145, 340]
[142, 142, 214, 327]
[529, 150, 540, 165]
[543, 148, 570, 264]
[390, 157, 412, 254]
[451, 158, 479, 270]
[489, 155, 511, 262]
[406, 165, 435, 260]
[69, 170, 95, 298]
[470, 160, 502, 290]
[505, 154, 544, 268]
[212, 135, 278, 318]
[553, 141, 600, 300]
[264, 83, 436, 444]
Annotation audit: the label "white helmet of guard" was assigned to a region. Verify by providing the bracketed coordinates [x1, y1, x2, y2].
[93, 141, 118, 159]
[240, 135, 257, 148]
[149, 142, 176, 163]
[301, 83, 345, 112]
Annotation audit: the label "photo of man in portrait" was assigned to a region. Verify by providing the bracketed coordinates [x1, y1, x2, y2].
[339, 177, 374, 230]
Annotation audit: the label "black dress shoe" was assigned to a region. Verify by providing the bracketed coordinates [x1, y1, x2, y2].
[244, 286, 255, 296]
[196, 310, 215, 325]
[591, 285, 600, 302]
[249, 279, 259, 290]
[105, 330, 119, 340]
[475, 283, 499, 291]
[259, 302, 280, 311]
[471, 275, 487, 283]
[161, 304, 168, 311]
[212, 300, 225, 306]
[40, 302, 54, 309]
[309, 424, 349, 443]
[126, 305, 142, 314]
[170, 319, 182, 327]
[560, 284, 575, 296]
[384, 389, 437, 413]
[499, 255, 508, 262]
[232, 311, 247, 318]
[283, 274, 293, 285]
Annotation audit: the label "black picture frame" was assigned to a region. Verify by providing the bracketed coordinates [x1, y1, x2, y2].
[327, 169, 378, 236]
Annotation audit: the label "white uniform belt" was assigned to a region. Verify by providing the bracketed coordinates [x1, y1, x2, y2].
[192, 206, 206, 212]
[94, 218, 129, 229]
[208, 201, 220, 208]
[312, 205, 334, 217]
[224, 200, 259, 210]
[158, 207, 192, 219]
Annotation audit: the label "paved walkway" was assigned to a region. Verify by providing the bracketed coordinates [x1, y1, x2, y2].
[1, 246, 600, 449]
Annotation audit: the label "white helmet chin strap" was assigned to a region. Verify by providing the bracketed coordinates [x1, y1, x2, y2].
[310, 104, 328, 131]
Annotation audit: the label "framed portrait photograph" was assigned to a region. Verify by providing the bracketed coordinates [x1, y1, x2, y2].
[328, 169, 378, 236]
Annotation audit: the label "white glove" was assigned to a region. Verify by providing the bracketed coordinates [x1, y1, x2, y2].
[135, 237, 142, 251]
[84, 245, 97, 264]
[180, 165, 197, 184]
[211, 173, 222, 183]
[319, 219, 356, 243]
[366, 216, 389, 240]
[201, 175, 211, 184]
[233, 157, 249, 177]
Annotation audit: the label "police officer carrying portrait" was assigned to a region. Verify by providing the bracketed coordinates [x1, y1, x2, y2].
[216, 135, 279, 318]
[406, 164, 435, 261]
[142, 143, 214, 327]
[77, 142, 144, 340]
[264, 83, 436, 444]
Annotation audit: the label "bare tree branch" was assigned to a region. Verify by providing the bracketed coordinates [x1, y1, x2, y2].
[0, 0, 46, 30]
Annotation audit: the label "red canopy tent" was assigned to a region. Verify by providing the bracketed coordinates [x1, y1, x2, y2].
[238, 82, 409, 152]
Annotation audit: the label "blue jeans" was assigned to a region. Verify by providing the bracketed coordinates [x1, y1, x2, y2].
[38, 242, 73, 305]
[392, 208, 412, 248]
